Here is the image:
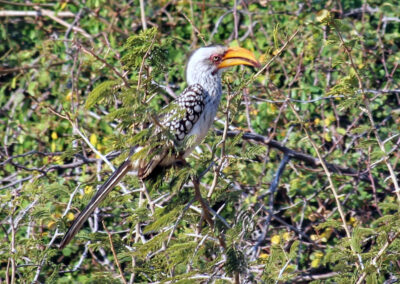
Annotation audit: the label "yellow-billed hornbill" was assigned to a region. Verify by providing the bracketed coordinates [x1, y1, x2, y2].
[59, 45, 259, 249]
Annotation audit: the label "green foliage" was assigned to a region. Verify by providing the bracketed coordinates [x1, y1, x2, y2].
[2, 0, 400, 283]
[121, 27, 169, 73]
[143, 206, 183, 233]
[225, 246, 246, 276]
[85, 80, 121, 109]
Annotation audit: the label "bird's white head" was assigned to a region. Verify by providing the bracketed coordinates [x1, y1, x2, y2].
[185, 45, 260, 87]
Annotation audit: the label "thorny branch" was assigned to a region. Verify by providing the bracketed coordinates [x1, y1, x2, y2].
[216, 130, 374, 184]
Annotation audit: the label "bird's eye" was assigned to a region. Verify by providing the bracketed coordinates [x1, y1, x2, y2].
[212, 55, 221, 62]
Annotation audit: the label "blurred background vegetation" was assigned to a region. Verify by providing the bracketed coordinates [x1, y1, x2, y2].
[1, 0, 400, 283]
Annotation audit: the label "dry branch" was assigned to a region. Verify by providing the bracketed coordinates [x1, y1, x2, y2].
[0, 10, 75, 17]
[216, 130, 374, 184]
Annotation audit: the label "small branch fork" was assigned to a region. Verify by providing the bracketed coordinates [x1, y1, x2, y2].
[30, 6, 92, 39]
[45, 105, 129, 194]
[355, 231, 400, 284]
[75, 42, 130, 87]
[215, 130, 374, 184]
[252, 154, 291, 258]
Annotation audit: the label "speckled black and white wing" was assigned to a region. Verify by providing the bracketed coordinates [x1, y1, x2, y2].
[165, 84, 205, 142]
[137, 84, 205, 179]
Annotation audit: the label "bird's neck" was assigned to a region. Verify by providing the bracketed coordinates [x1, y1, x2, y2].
[187, 68, 222, 102]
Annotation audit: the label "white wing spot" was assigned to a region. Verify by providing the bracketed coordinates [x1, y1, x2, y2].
[194, 105, 202, 112]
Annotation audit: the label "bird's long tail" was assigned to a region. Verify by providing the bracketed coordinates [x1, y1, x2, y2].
[59, 156, 133, 249]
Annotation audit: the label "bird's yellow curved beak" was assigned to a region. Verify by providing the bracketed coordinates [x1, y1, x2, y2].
[218, 47, 260, 69]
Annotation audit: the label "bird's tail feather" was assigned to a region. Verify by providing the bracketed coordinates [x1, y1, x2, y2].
[59, 158, 133, 249]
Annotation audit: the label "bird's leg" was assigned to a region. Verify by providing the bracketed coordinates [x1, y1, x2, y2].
[192, 176, 227, 249]
[141, 181, 155, 215]
[192, 176, 214, 229]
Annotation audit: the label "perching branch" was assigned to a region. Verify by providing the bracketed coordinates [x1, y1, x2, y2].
[215, 130, 374, 184]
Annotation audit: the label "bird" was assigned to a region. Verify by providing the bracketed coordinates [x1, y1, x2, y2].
[59, 45, 259, 249]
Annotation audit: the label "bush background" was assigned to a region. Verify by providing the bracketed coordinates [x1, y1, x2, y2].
[1, 0, 400, 283]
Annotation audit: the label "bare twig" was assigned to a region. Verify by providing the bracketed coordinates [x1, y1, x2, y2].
[0, 0, 53, 7]
[292, 271, 340, 282]
[343, 4, 379, 16]
[10, 208, 16, 284]
[0, 10, 74, 17]
[77, 43, 130, 87]
[102, 220, 127, 284]
[139, 0, 147, 30]
[181, 12, 206, 45]
[0, 61, 66, 75]
[32, 7, 92, 39]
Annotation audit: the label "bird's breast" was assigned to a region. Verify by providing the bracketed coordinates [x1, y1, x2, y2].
[182, 98, 220, 158]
